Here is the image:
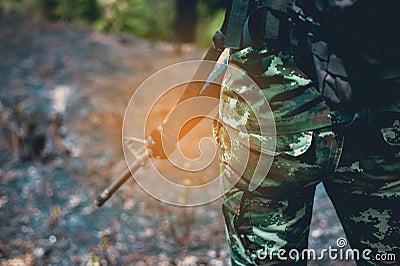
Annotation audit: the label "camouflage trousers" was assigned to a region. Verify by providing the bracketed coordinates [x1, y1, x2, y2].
[215, 117, 400, 265]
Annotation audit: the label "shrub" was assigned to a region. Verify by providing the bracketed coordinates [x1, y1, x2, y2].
[94, 0, 175, 40]
[33, 0, 101, 21]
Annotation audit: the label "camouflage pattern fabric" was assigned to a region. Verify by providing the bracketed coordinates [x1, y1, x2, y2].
[216, 46, 400, 265]
[222, 46, 332, 135]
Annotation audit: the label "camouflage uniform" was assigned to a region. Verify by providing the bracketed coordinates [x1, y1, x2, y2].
[215, 46, 400, 265]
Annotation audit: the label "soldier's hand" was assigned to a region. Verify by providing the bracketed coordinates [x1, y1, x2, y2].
[146, 127, 168, 159]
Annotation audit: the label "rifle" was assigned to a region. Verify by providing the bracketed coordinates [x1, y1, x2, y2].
[96, 31, 227, 207]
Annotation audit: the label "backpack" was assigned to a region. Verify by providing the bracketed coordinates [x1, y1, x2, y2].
[289, 0, 400, 113]
[224, 0, 400, 117]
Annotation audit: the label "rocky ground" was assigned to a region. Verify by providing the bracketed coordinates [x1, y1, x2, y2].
[0, 11, 355, 265]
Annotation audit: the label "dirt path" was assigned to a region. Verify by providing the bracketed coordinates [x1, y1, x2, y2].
[0, 12, 353, 265]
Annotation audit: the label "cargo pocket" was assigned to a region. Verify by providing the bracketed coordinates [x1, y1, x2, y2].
[243, 131, 317, 191]
[380, 120, 400, 147]
[245, 131, 313, 157]
[281, 131, 313, 157]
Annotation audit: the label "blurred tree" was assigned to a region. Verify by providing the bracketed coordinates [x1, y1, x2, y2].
[33, 0, 100, 21]
[198, 0, 226, 16]
[94, 0, 175, 40]
[174, 0, 225, 43]
[0, 0, 30, 14]
[175, 0, 197, 43]
[195, 0, 226, 47]
[95, 0, 150, 36]
[0, 0, 226, 46]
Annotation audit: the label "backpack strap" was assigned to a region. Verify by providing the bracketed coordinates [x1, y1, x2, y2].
[263, 0, 290, 40]
[242, 7, 266, 49]
[224, 0, 291, 49]
[224, 0, 250, 49]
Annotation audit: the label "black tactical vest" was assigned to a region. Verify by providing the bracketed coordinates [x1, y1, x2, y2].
[290, 0, 400, 112]
[224, 0, 400, 113]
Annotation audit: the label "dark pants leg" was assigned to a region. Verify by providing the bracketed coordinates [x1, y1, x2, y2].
[325, 119, 400, 265]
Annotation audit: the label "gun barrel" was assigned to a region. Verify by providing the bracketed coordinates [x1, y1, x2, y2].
[96, 150, 148, 207]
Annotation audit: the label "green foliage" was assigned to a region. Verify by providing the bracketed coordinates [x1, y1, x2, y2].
[195, 2, 225, 47]
[198, 0, 225, 17]
[0, 0, 226, 46]
[0, 0, 100, 21]
[94, 0, 175, 40]
[0, 0, 32, 14]
[33, 0, 100, 21]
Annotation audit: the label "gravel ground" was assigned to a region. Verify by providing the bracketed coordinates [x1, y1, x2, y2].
[0, 11, 355, 265]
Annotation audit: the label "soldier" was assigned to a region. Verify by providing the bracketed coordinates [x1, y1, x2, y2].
[215, 0, 400, 265]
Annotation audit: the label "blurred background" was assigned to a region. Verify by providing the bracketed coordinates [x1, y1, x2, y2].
[0, 0, 227, 46]
[0, 0, 352, 265]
